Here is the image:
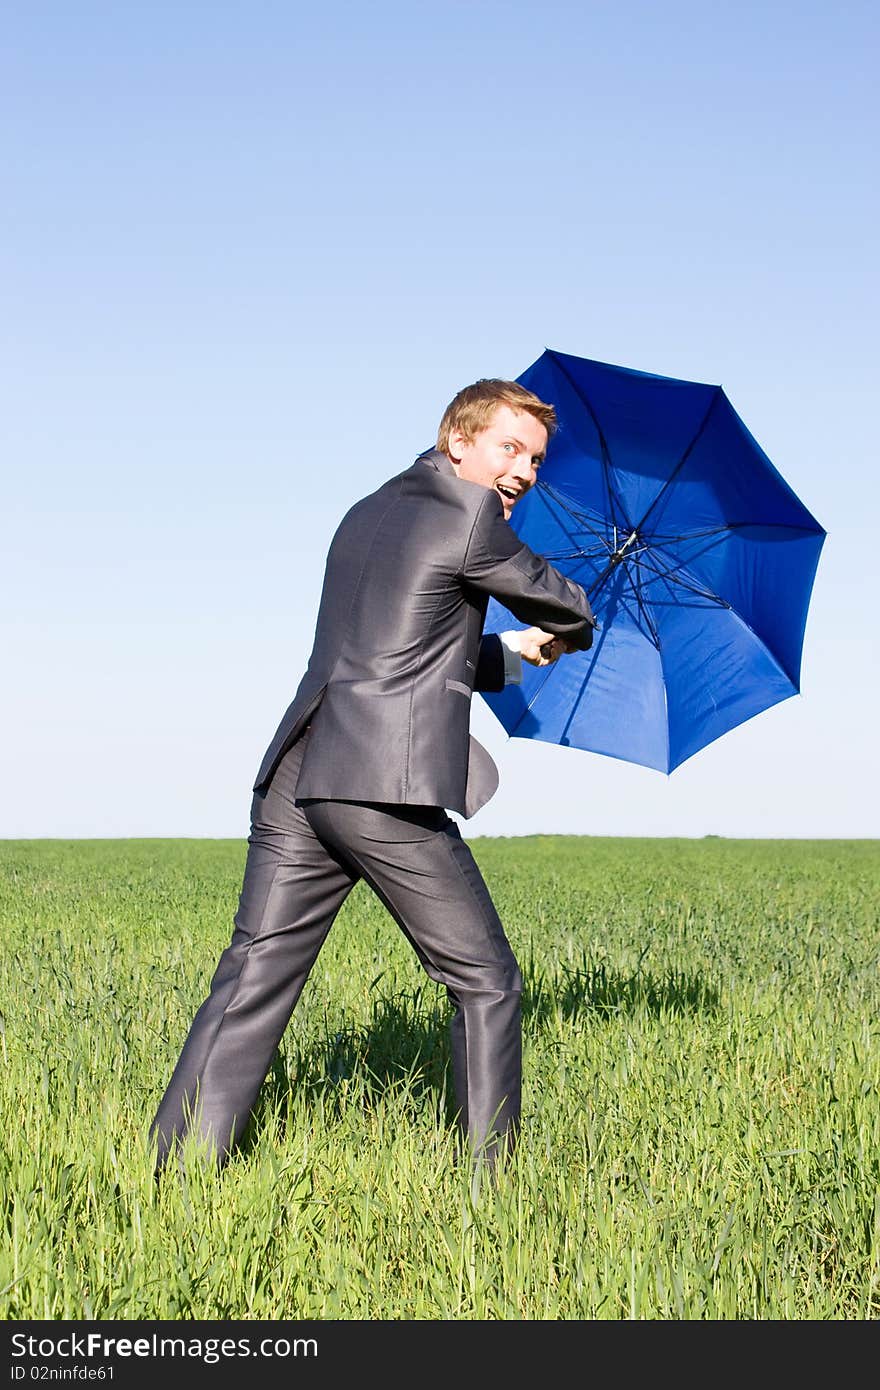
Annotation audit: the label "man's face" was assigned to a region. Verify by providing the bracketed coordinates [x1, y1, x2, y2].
[447, 404, 547, 520]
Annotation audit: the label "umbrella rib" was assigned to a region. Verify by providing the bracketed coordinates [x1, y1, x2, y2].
[632, 548, 797, 689]
[632, 386, 722, 535]
[629, 561, 663, 648]
[629, 521, 822, 604]
[542, 549, 609, 563]
[599, 559, 665, 646]
[558, 660, 595, 745]
[627, 550, 731, 607]
[545, 350, 633, 533]
[536, 481, 613, 555]
[589, 519, 728, 600]
[649, 523, 734, 543]
[506, 651, 596, 748]
[559, 550, 609, 599]
[506, 659, 560, 735]
[528, 480, 611, 561]
[651, 520, 822, 543]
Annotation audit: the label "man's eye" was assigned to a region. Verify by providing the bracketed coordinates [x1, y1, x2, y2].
[503, 443, 514, 453]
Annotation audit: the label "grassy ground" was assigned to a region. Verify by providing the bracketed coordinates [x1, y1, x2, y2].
[1, 835, 878, 1319]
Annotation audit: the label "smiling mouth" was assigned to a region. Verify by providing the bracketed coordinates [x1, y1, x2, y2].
[497, 485, 519, 503]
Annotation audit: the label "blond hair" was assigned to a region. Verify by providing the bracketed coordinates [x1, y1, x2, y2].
[436, 378, 557, 453]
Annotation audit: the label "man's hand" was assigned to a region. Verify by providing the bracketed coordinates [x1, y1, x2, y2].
[515, 627, 578, 667]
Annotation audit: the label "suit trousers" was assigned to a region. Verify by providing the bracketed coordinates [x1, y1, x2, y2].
[150, 731, 522, 1171]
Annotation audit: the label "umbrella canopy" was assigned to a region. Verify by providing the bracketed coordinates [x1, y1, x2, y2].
[482, 349, 826, 773]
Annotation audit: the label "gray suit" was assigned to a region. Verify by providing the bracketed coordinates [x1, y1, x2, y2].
[150, 449, 594, 1172]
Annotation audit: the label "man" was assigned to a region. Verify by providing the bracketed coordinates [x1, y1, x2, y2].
[150, 378, 595, 1176]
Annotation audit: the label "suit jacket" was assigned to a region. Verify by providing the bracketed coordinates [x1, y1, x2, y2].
[254, 449, 595, 817]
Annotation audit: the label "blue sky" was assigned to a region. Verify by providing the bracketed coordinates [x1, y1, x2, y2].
[2, 1, 877, 838]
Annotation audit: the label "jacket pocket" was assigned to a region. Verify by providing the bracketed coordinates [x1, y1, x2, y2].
[445, 678, 472, 698]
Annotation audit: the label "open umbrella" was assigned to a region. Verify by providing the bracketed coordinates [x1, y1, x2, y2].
[482, 349, 826, 773]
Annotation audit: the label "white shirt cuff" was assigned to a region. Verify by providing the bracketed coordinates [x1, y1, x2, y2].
[499, 630, 524, 685]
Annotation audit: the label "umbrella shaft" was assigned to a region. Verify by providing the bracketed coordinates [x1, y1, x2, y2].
[588, 529, 639, 599]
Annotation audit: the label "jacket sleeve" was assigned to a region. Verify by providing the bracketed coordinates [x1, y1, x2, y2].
[463, 490, 596, 651]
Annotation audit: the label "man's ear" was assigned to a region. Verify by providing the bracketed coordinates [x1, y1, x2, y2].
[447, 427, 467, 463]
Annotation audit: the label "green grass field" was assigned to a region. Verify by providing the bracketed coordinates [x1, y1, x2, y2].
[1, 835, 878, 1319]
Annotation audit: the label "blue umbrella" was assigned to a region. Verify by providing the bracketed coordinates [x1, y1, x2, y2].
[482, 349, 826, 773]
